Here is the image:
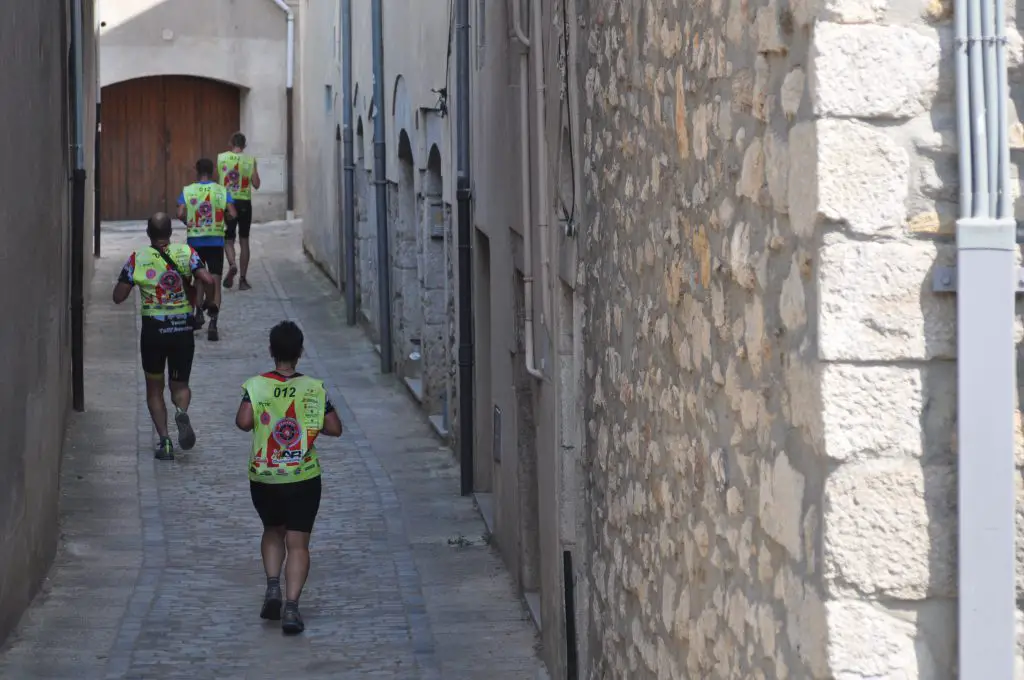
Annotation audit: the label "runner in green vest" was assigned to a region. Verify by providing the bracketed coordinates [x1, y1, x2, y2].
[218, 132, 261, 291]
[235, 321, 342, 634]
[177, 158, 237, 341]
[112, 212, 216, 460]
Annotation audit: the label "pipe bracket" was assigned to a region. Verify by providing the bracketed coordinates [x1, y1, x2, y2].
[932, 265, 1024, 292]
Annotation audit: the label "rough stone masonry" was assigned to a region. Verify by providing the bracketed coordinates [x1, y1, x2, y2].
[577, 0, 1024, 676]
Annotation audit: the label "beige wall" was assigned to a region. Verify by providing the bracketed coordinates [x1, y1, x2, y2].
[98, 0, 294, 221]
[0, 0, 98, 644]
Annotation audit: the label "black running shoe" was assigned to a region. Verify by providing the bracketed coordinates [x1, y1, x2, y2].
[260, 584, 283, 621]
[281, 603, 304, 635]
[193, 309, 205, 331]
[175, 410, 196, 450]
[208, 319, 219, 342]
[154, 437, 174, 461]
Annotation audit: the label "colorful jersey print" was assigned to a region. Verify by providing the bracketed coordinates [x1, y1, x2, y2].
[242, 372, 332, 484]
[119, 244, 203, 330]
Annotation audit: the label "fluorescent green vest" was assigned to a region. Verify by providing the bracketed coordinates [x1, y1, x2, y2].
[132, 244, 194, 317]
[217, 151, 256, 201]
[244, 374, 327, 484]
[182, 182, 228, 239]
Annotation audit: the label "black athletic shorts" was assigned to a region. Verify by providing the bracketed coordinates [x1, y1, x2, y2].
[194, 245, 225, 276]
[140, 319, 195, 382]
[250, 476, 322, 533]
[225, 199, 253, 240]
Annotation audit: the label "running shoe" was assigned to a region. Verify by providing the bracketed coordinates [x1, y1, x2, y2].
[238, 278, 252, 291]
[224, 265, 238, 289]
[175, 409, 196, 450]
[193, 309, 206, 331]
[154, 437, 174, 461]
[208, 318, 219, 342]
[260, 584, 283, 621]
[281, 603, 304, 635]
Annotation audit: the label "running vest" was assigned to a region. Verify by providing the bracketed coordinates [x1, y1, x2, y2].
[217, 151, 256, 201]
[244, 374, 327, 484]
[132, 245, 194, 317]
[182, 182, 228, 239]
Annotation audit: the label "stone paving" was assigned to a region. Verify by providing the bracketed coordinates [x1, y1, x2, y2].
[0, 224, 546, 679]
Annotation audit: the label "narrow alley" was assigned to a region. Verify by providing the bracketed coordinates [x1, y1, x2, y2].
[0, 223, 546, 680]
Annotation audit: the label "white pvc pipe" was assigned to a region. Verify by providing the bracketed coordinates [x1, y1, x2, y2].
[512, 1, 543, 380]
[270, 0, 295, 88]
[531, 0, 553, 337]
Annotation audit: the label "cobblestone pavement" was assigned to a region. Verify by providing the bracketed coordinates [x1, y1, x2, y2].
[0, 224, 546, 680]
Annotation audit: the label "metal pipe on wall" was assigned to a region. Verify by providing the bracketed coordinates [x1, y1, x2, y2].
[94, 99, 101, 257]
[455, 0, 475, 496]
[371, 0, 394, 373]
[342, 0, 358, 326]
[531, 0, 553, 334]
[270, 0, 296, 218]
[70, 0, 87, 413]
[511, 0, 543, 380]
[954, 0, 1016, 671]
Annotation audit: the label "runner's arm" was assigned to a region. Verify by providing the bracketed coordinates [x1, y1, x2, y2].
[236, 391, 255, 431]
[112, 256, 134, 304]
[251, 160, 261, 190]
[321, 397, 343, 437]
[176, 191, 187, 225]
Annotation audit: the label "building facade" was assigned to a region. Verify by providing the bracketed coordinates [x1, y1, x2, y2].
[97, 0, 297, 222]
[301, 0, 1024, 678]
[0, 0, 99, 643]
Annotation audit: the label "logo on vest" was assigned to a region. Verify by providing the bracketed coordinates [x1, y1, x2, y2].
[158, 270, 182, 292]
[272, 417, 302, 451]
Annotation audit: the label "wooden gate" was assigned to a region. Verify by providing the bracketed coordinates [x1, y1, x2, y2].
[100, 76, 241, 221]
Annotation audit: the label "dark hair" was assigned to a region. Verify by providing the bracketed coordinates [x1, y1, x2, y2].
[230, 132, 247, 149]
[269, 321, 304, 365]
[195, 157, 215, 177]
[147, 212, 172, 241]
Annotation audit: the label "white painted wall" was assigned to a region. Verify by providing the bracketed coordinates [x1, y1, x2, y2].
[97, 0, 297, 221]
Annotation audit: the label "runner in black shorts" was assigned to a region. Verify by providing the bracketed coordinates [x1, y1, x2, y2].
[113, 212, 216, 460]
[219, 132, 261, 291]
[235, 321, 342, 634]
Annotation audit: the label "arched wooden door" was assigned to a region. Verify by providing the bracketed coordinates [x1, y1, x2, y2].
[100, 76, 241, 220]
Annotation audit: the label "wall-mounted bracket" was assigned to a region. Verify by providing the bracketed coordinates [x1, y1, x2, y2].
[932, 265, 1024, 293]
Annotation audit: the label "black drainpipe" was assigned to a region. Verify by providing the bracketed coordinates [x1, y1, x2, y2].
[371, 0, 393, 372]
[286, 85, 294, 215]
[342, 0, 357, 326]
[70, 0, 86, 413]
[563, 550, 579, 679]
[93, 100, 101, 257]
[455, 0, 475, 496]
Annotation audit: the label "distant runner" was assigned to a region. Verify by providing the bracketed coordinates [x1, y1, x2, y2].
[112, 212, 216, 460]
[177, 158, 237, 341]
[235, 321, 342, 634]
[218, 132, 261, 291]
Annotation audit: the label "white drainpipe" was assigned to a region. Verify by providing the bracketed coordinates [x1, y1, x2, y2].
[511, 0, 543, 380]
[270, 0, 296, 219]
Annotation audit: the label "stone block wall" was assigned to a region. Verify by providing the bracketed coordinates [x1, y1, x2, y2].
[579, 0, 828, 674]
[576, 0, 987, 674]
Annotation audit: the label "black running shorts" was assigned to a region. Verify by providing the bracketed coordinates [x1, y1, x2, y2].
[194, 245, 225, 276]
[250, 476, 322, 533]
[225, 200, 253, 240]
[140, 322, 195, 382]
